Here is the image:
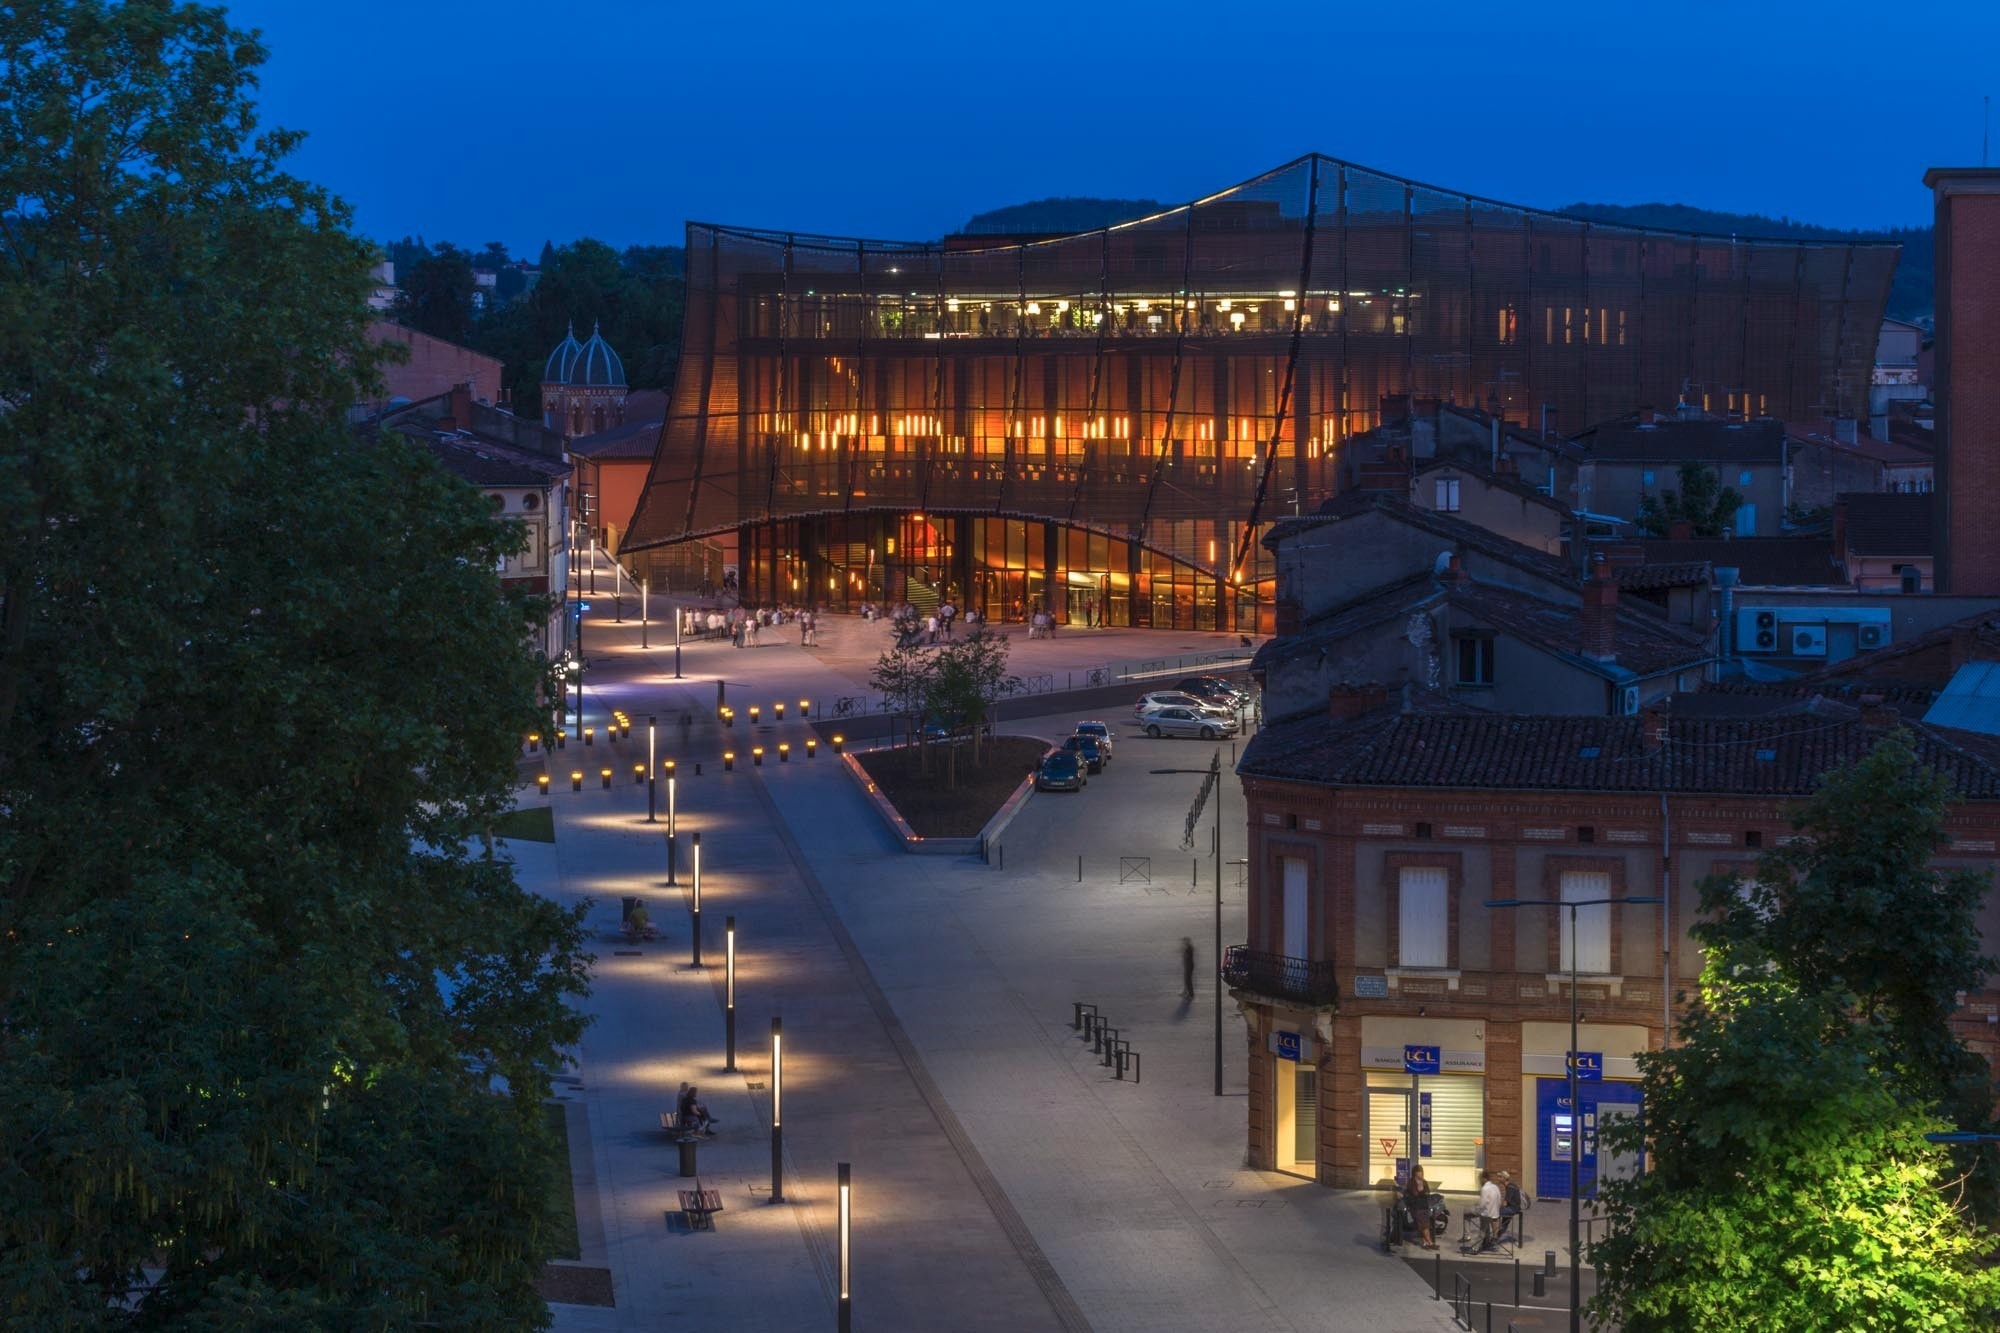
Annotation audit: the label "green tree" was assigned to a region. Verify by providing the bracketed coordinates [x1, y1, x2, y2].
[869, 641, 936, 770]
[394, 239, 478, 343]
[1637, 460, 1745, 537]
[1591, 735, 2000, 1330]
[0, 3, 588, 1324]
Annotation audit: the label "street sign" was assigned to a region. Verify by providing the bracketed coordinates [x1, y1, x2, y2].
[1180, 752, 1222, 851]
[1568, 1051, 1604, 1083]
[1403, 1045, 1441, 1075]
[1354, 975, 1388, 998]
[1419, 1092, 1433, 1158]
[1275, 1031, 1301, 1062]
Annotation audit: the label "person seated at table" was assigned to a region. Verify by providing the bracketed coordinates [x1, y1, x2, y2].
[678, 1084, 717, 1136]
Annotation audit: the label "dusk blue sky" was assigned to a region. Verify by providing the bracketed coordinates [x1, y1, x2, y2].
[228, 0, 1996, 255]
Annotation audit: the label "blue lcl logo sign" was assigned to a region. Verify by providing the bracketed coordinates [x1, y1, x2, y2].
[1275, 1031, 1301, 1062]
[1568, 1051, 1603, 1082]
[1403, 1045, 1441, 1074]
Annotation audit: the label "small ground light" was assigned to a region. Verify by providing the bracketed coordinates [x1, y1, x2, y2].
[600, 768, 612, 789]
[584, 726, 595, 746]
[800, 698, 810, 715]
[633, 763, 645, 785]
[528, 732, 541, 751]
[779, 743, 790, 762]
[806, 738, 818, 758]
[832, 734, 844, 753]
[749, 706, 760, 723]
[537, 773, 550, 794]
[774, 701, 785, 720]
[571, 770, 583, 791]
[753, 746, 765, 766]
[724, 751, 735, 771]
[621, 720, 631, 740]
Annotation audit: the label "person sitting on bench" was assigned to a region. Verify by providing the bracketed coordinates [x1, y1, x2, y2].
[678, 1084, 717, 1136]
[1496, 1171, 1527, 1242]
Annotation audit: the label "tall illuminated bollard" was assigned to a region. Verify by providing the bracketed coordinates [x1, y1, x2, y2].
[771, 1017, 784, 1203]
[725, 916, 737, 1071]
[689, 831, 703, 968]
[641, 578, 650, 648]
[646, 715, 658, 823]
[837, 1163, 852, 1332]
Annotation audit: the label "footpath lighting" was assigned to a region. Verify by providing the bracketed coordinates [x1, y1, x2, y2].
[749, 705, 760, 724]
[832, 734, 845, 754]
[837, 1163, 852, 1332]
[779, 743, 791, 763]
[555, 729, 567, 750]
[724, 750, 736, 772]
[722, 707, 735, 729]
[806, 738, 818, 758]
[641, 577, 649, 648]
[537, 772, 550, 795]
[753, 746, 765, 767]
[799, 697, 810, 717]
[570, 770, 583, 792]
[584, 726, 595, 747]
[774, 701, 786, 721]
[1486, 892, 1664, 1333]
[527, 731, 541, 752]
[646, 716, 658, 823]
[724, 916, 737, 1071]
[632, 762, 645, 786]
[599, 767, 612, 790]
[771, 1017, 784, 1202]
[689, 831, 703, 968]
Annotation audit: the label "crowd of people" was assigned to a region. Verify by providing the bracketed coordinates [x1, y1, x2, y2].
[680, 604, 822, 649]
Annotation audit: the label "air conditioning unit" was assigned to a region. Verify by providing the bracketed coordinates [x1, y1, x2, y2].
[1620, 685, 1640, 715]
[1858, 622, 1889, 650]
[1738, 609, 1782, 653]
[1789, 625, 1828, 657]
[1736, 607, 1890, 656]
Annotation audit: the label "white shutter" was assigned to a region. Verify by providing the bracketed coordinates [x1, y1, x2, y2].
[1282, 858, 1308, 959]
[1560, 871, 1612, 974]
[1398, 866, 1449, 968]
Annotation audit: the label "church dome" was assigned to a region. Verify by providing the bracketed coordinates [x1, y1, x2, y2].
[543, 323, 585, 383]
[567, 321, 626, 387]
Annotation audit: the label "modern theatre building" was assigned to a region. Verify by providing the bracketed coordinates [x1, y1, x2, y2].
[622, 154, 1895, 631]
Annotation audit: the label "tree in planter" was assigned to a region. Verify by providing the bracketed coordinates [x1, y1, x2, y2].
[0, 4, 588, 1324]
[868, 641, 936, 771]
[1590, 733, 2000, 1330]
[1637, 461, 1745, 537]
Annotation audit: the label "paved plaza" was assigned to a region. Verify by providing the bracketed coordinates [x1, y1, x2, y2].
[524, 571, 1469, 1331]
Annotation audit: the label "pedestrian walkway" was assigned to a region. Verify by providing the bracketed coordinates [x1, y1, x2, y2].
[526, 571, 1458, 1331]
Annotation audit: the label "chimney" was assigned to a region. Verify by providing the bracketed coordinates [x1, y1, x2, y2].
[1834, 417, 1859, 445]
[1580, 560, 1619, 662]
[1328, 681, 1389, 721]
[1442, 552, 1471, 585]
[1275, 597, 1303, 639]
[1494, 452, 1518, 476]
[1668, 518, 1693, 540]
[1641, 701, 1668, 753]
[450, 380, 475, 427]
[1859, 692, 1899, 729]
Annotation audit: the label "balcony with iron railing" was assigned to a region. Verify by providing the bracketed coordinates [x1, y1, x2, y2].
[1221, 945, 1339, 1007]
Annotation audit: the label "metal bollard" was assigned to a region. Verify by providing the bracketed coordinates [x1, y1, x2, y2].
[1130, 1049, 1141, 1083]
[1114, 1041, 1128, 1079]
[1531, 1270, 1546, 1298]
[1092, 1018, 1106, 1054]
[1099, 1028, 1118, 1066]
[1543, 1250, 1556, 1277]
[1513, 1259, 1520, 1306]
[1434, 1252, 1442, 1299]
[1073, 1001, 1087, 1031]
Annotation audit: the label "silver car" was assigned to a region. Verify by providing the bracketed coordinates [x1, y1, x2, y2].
[1133, 691, 1233, 719]
[1139, 705, 1238, 740]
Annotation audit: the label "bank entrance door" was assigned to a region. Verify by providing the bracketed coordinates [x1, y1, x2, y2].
[1367, 1086, 1413, 1188]
[1273, 1060, 1317, 1177]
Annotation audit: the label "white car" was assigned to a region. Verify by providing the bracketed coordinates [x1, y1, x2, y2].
[1133, 691, 1233, 718]
[1138, 705, 1238, 740]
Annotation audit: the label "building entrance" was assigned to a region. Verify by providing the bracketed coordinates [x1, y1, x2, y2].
[1273, 1060, 1317, 1177]
[1533, 1078, 1644, 1200]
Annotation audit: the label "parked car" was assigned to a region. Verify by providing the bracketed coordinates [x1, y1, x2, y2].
[1035, 750, 1086, 792]
[1063, 733, 1109, 773]
[1072, 720, 1115, 756]
[1173, 676, 1250, 706]
[1134, 691, 1232, 718]
[1139, 706, 1237, 740]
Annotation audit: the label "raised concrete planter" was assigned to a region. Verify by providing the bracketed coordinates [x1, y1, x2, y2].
[842, 737, 1041, 858]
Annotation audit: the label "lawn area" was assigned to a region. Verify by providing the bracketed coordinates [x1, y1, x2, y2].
[543, 1101, 581, 1261]
[856, 735, 1045, 838]
[493, 805, 555, 843]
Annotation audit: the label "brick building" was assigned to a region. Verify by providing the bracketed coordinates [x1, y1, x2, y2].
[1926, 166, 2000, 594]
[1228, 694, 2000, 1198]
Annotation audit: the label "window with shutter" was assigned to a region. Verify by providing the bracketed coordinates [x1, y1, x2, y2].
[1559, 870, 1612, 974]
[1398, 866, 1449, 968]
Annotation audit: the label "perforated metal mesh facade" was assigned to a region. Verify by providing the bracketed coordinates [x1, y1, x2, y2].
[624, 154, 1895, 624]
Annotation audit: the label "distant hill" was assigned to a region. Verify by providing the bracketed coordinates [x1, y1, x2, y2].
[1558, 202, 1932, 322]
[961, 195, 1932, 322]
[960, 197, 1165, 236]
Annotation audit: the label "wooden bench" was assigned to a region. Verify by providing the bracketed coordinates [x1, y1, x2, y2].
[678, 1180, 723, 1231]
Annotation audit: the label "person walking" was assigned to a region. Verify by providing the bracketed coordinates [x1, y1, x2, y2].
[1180, 936, 1196, 999]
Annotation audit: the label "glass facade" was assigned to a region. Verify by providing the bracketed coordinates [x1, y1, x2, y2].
[624, 154, 1897, 629]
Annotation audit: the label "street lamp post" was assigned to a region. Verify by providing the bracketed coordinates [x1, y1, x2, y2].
[1486, 893, 1662, 1333]
[771, 1017, 784, 1202]
[837, 1162, 852, 1332]
[642, 578, 649, 648]
[646, 716, 657, 823]
[725, 916, 737, 1071]
[690, 831, 703, 968]
[675, 600, 683, 679]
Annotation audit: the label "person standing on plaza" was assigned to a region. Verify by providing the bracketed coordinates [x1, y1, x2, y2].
[1180, 936, 1196, 999]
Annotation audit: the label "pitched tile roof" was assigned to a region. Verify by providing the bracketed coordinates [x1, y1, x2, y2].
[1239, 704, 2000, 797]
[1445, 580, 1708, 678]
[1839, 491, 1933, 558]
[1786, 419, 1933, 467]
[1613, 561, 1711, 592]
[1273, 492, 1579, 589]
[1577, 416, 1787, 464]
[1413, 457, 1569, 512]
[402, 427, 571, 488]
